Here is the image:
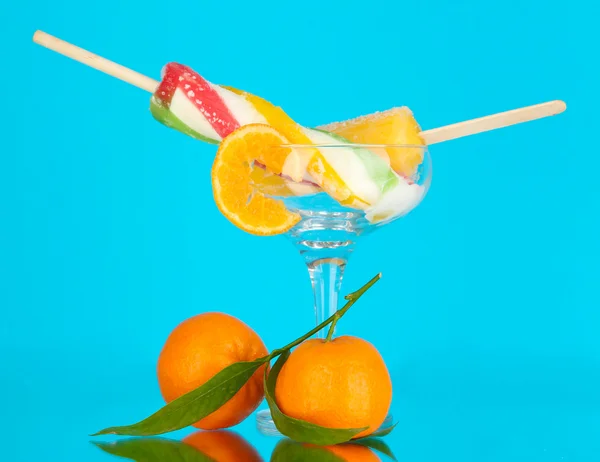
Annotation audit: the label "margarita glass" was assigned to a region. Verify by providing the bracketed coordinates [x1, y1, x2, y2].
[255, 143, 432, 434]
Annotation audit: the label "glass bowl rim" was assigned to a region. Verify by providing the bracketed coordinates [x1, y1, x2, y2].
[277, 143, 429, 149]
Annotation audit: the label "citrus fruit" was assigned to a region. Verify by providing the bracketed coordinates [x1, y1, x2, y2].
[157, 312, 268, 430]
[275, 336, 392, 439]
[183, 430, 263, 462]
[212, 124, 302, 236]
[319, 107, 425, 178]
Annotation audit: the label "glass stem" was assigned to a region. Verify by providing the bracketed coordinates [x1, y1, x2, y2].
[307, 257, 347, 338]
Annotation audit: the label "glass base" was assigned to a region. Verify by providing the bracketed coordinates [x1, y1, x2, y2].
[256, 409, 394, 437]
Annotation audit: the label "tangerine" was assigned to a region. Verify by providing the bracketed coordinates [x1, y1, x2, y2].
[275, 336, 392, 439]
[157, 312, 268, 430]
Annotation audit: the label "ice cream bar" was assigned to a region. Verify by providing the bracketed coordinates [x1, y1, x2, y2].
[151, 63, 424, 220]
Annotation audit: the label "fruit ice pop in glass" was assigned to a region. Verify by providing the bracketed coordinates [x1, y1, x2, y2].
[148, 63, 431, 434]
[32, 29, 566, 436]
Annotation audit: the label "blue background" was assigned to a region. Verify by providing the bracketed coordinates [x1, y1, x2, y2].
[1, 0, 598, 460]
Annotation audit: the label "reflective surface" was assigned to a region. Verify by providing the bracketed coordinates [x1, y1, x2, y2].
[3, 352, 600, 460]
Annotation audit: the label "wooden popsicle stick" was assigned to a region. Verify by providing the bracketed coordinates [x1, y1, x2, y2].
[420, 100, 566, 145]
[32, 30, 566, 144]
[33, 31, 159, 93]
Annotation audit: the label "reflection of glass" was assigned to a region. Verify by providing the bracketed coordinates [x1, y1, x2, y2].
[94, 430, 262, 462]
[256, 145, 431, 433]
[271, 439, 381, 462]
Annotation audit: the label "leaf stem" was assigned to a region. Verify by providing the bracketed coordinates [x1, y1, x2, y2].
[90, 273, 382, 438]
[325, 315, 338, 342]
[269, 273, 381, 357]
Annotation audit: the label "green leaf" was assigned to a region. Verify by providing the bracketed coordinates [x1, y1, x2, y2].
[365, 422, 398, 438]
[264, 351, 367, 445]
[93, 438, 216, 462]
[93, 358, 267, 436]
[352, 438, 397, 461]
[270, 439, 345, 462]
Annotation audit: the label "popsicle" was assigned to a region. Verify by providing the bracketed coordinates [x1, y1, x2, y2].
[149, 63, 424, 218]
[31, 31, 567, 222]
[32, 31, 567, 151]
[318, 107, 425, 178]
[151, 63, 425, 178]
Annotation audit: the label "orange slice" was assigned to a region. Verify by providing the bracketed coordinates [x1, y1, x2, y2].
[212, 124, 301, 236]
[319, 107, 425, 177]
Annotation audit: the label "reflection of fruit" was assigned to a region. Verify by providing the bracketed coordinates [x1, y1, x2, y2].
[275, 336, 392, 439]
[183, 430, 263, 462]
[271, 439, 380, 462]
[319, 107, 425, 178]
[212, 124, 302, 236]
[325, 444, 380, 462]
[157, 312, 268, 430]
